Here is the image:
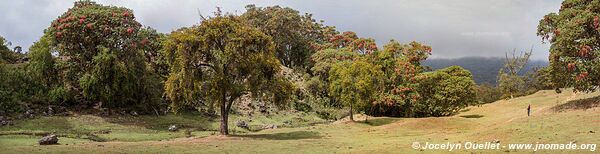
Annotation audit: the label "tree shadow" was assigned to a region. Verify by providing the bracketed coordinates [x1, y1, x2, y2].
[233, 131, 321, 140]
[552, 95, 600, 112]
[460, 114, 484, 118]
[362, 117, 401, 126]
[104, 111, 214, 131]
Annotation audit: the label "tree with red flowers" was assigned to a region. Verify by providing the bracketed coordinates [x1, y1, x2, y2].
[537, 0, 600, 92]
[44, 0, 161, 109]
[318, 31, 378, 54]
[366, 40, 431, 117]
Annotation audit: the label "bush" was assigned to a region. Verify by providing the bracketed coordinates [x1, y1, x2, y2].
[416, 66, 477, 117]
[0, 64, 45, 114]
[474, 84, 502, 104]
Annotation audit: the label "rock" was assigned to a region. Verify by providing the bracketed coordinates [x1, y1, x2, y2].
[590, 131, 595, 133]
[168, 125, 178, 132]
[47, 106, 54, 116]
[236, 120, 248, 129]
[262, 124, 278, 129]
[39, 135, 59, 145]
[130, 111, 138, 116]
[0, 120, 8, 126]
[258, 102, 267, 113]
[25, 109, 33, 115]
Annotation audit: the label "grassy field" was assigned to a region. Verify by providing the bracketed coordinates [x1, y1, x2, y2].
[1, 89, 599, 153]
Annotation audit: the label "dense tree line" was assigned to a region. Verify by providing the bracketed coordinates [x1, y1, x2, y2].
[1, 1, 484, 135]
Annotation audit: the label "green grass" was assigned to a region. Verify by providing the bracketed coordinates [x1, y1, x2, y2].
[1, 89, 599, 153]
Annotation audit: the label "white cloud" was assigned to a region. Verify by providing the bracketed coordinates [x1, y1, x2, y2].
[0, 0, 562, 60]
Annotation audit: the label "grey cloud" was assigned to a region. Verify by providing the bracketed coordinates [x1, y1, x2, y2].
[0, 0, 562, 60]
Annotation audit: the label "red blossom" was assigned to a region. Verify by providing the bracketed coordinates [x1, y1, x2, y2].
[568, 63, 576, 71]
[594, 16, 599, 29]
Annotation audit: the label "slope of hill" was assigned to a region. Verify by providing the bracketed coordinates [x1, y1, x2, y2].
[1, 89, 598, 153]
[423, 57, 549, 85]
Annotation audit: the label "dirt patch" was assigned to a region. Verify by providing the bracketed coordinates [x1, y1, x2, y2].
[552, 95, 600, 112]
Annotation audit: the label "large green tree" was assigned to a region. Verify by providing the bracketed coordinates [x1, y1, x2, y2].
[27, 35, 57, 89]
[417, 66, 477, 117]
[45, 0, 161, 109]
[537, 0, 600, 92]
[307, 48, 358, 105]
[164, 14, 291, 135]
[328, 60, 384, 121]
[241, 5, 332, 69]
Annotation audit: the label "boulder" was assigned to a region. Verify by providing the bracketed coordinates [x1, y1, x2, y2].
[25, 109, 35, 119]
[39, 135, 59, 145]
[47, 106, 54, 116]
[236, 120, 248, 129]
[168, 125, 178, 132]
[25, 109, 33, 115]
[258, 102, 267, 113]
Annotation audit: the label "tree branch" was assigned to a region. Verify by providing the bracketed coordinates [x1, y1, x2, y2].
[193, 62, 215, 70]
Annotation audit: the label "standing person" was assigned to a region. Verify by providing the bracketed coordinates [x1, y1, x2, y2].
[527, 104, 531, 116]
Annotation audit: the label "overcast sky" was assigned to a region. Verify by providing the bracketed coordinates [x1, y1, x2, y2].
[0, 0, 562, 60]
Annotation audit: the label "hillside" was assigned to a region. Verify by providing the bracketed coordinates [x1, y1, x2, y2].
[423, 57, 549, 85]
[1, 89, 598, 153]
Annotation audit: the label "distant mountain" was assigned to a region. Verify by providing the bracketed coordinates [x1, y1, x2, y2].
[423, 57, 548, 85]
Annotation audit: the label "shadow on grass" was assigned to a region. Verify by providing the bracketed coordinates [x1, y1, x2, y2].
[104, 112, 214, 131]
[552, 95, 600, 112]
[233, 131, 321, 140]
[460, 114, 484, 118]
[362, 118, 401, 126]
[0, 117, 74, 132]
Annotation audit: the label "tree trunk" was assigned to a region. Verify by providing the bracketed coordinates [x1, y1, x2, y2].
[349, 104, 354, 121]
[219, 87, 229, 135]
[219, 100, 228, 135]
